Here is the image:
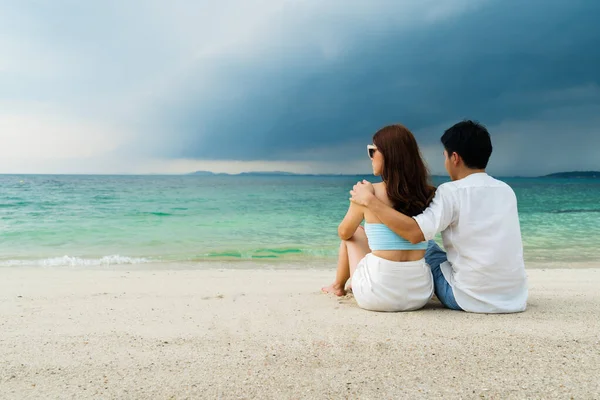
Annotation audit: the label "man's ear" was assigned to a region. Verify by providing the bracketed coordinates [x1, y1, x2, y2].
[451, 152, 462, 166]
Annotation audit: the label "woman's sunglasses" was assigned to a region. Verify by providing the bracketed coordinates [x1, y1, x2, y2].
[367, 144, 377, 159]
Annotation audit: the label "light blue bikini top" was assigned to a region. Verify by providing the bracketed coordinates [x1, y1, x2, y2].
[364, 223, 428, 251]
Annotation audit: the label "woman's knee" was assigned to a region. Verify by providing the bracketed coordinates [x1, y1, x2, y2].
[346, 226, 367, 243]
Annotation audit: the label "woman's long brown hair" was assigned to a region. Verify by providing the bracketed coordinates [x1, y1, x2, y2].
[373, 124, 436, 217]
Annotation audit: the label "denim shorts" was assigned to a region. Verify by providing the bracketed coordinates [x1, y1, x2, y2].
[425, 241, 462, 311]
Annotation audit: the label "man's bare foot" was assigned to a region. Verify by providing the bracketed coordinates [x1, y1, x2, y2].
[321, 283, 346, 296]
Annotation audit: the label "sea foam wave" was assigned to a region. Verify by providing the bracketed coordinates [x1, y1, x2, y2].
[550, 208, 600, 214]
[202, 247, 337, 259]
[0, 255, 153, 267]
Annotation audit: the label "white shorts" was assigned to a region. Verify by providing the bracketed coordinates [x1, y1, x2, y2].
[352, 253, 433, 312]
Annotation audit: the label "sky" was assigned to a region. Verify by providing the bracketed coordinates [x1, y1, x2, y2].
[1, 0, 599, 176]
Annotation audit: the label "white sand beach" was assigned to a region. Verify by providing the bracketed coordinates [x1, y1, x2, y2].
[1, 266, 599, 399]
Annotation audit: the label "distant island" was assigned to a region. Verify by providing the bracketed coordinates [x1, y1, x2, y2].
[542, 171, 600, 179]
[188, 170, 600, 179]
[188, 170, 370, 177]
[188, 170, 229, 176]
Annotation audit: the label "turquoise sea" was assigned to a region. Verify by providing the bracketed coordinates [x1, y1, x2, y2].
[1, 174, 599, 267]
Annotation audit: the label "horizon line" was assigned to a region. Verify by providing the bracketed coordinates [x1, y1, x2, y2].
[1, 170, 599, 178]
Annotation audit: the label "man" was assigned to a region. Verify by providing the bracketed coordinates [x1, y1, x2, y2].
[350, 120, 528, 313]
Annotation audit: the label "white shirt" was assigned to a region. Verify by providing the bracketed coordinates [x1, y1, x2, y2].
[414, 173, 528, 313]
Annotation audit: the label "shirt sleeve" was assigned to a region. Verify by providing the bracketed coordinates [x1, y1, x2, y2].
[413, 184, 456, 241]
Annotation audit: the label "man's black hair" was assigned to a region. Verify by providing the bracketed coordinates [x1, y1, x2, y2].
[441, 120, 493, 169]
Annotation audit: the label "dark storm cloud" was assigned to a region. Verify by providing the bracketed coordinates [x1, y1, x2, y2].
[155, 0, 600, 171]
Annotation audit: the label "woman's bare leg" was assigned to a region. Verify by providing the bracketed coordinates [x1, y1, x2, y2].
[322, 227, 370, 296]
[321, 240, 351, 296]
[346, 227, 370, 278]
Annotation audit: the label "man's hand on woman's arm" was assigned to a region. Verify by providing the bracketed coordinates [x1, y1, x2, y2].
[350, 180, 426, 244]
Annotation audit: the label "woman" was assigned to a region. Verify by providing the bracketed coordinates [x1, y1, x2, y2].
[322, 124, 436, 311]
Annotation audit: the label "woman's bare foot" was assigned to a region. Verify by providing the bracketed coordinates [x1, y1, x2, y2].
[321, 283, 346, 296]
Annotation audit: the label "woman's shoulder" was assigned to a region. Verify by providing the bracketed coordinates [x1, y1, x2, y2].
[372, 182, 393, 206]
[372, 182, 386, 193]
